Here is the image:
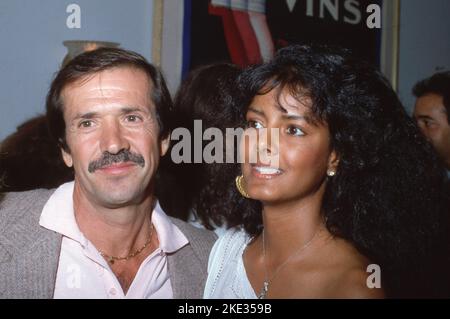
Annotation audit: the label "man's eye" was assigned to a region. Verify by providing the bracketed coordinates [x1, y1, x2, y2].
[423, 120, 437, 128]
[79, 120, 93, 128]
[247, 120, 263, 129]
[126, 115, 141, 122]
[286, 126, 304, 136]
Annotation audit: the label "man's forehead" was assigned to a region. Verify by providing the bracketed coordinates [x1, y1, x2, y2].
[417, 93, 444, 106]
[61, 67, 153, 112]
[415, 94, 445, 113]
[65, 67, 151, 90]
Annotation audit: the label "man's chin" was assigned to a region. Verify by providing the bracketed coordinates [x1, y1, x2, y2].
[92, 187, 146, 208]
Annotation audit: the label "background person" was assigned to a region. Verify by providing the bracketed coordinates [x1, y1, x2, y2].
[413, 71, 450, 175]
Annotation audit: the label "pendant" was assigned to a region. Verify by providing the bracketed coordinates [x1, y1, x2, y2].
[258, 281, 269, 299]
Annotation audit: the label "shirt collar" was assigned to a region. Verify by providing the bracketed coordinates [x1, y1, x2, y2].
[39, 181, 189, 253]
[39, 181, 86, 246]
[151, 201, 189, 253]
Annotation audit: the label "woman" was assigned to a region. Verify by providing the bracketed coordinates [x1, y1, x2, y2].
[204, 45, 449, 298]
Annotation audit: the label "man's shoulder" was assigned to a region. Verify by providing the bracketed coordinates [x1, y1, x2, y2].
[0, 188, 55, 225]
[169, 217, 217, 257]
[166, 218, 218, 298]
[170, 217, 217, 243]
[0, 188, 62, 299]
[0, 188, 54, 210]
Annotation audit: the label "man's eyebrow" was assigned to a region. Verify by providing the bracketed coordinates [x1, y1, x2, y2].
[120, 106, 145, 114]
[415, 115, 434, 120]
[73, 112, 98, 120]
[72, 107, 147, 120]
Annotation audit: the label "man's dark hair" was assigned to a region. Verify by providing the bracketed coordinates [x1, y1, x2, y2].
[46, 47, 173, 151]
[413, 71, 450, 122]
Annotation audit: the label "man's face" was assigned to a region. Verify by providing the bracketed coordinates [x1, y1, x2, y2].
[414, 93, 450, 167]
[61, 67, 169, 208]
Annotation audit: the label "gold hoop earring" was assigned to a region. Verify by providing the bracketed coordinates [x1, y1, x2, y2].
[235, 175, 250, 198]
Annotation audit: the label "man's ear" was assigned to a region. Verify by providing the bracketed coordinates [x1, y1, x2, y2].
[61, 147, 73, 168]
[160, 133, 170, 157]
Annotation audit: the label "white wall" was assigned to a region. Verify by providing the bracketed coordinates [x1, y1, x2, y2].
[0, 0, 153, 140]
[398, 0, 450, 113]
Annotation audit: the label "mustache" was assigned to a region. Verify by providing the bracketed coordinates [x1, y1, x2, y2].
[88, 150, 145, 173]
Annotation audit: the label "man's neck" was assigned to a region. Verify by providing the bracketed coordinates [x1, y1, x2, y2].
[72, 182, 156, 258]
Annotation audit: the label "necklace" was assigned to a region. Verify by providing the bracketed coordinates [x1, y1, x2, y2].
[258, 227, 320, 299]
[99, 224, 154, 265]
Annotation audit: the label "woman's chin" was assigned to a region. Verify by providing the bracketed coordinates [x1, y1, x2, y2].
[247, 189, 283, 203]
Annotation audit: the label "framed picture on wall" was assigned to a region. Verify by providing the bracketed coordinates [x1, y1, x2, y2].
[153, 0, 400, 93]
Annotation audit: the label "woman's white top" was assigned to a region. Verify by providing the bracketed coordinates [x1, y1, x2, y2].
[203, 228, 258, 299]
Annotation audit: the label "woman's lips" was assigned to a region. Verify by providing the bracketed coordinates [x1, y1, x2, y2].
[251, 164, 283, 179]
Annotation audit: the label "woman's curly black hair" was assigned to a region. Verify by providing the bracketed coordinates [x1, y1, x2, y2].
[157, 63, 245, 229]
[225, 44, 450, 297]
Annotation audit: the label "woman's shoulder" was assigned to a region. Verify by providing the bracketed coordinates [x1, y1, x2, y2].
[209, 227, 251, 259]
[332, 266, 385, 298]
[317, 236, 385, 298]
[204, 227, 255, 298]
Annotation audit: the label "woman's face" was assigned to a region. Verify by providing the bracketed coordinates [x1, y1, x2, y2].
[241, 86, 338, 205]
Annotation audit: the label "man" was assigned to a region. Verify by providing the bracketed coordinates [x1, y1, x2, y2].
[413, 71, 450, 175]
[0, 48, 216, 298]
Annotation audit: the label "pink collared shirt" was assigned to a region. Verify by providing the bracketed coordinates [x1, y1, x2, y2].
[39, 182, 188, 299]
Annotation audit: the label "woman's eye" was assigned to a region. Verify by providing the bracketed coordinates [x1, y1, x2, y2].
[247, 120, 263, 129]
[286, 126, 304, 136]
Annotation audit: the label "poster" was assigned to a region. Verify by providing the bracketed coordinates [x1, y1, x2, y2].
[155, 0, 399, 92]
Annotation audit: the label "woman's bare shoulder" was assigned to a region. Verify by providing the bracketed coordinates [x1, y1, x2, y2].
[316, 236, 385, 298]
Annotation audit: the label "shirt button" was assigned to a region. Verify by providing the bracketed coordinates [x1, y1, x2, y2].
[159, 251, 165, 256]
[109, 288, 117, 295]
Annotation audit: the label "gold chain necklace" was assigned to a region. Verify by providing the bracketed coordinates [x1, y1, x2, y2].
[258, 227, 320, 299]
[99, 224, 154, 265]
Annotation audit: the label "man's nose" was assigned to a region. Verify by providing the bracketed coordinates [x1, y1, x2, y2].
[417, 124, 431, 140]
[99, 120, 130, 154]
